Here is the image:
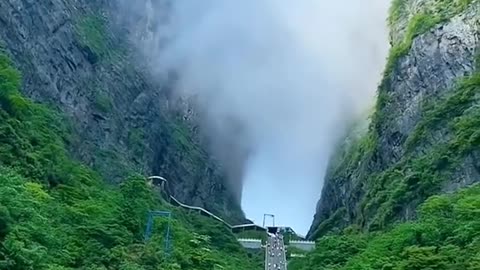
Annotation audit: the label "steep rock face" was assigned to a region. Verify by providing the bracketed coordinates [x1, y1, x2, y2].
[308, 1, 479, 239]
[0, 0, 244, 222]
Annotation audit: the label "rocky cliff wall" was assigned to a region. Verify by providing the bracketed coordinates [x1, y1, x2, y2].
[308, 0, 479, 239]
[0, 0, 244, 223]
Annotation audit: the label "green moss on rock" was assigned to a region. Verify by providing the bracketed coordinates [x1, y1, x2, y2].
[93, 91, 113, 113]
[389, 0, 475, 43]
[75, 14, 110, 62]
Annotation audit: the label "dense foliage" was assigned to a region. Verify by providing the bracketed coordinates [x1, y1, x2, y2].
[290, 184, 480, 270]
[0, 52, 261, 269]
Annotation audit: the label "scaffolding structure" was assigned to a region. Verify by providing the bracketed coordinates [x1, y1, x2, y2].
[144, 210, 172, 257]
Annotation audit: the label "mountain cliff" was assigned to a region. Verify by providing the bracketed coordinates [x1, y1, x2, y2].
[0, 0, 243, 223]
[0, 1, 264, 268]
[309, 0, 479, 239]
[291, 1, 479, 269]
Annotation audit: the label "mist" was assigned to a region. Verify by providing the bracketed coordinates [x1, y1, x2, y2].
[117, 0, 390, 234]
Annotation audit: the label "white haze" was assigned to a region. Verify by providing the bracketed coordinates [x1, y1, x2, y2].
[120, 0, 390, 234]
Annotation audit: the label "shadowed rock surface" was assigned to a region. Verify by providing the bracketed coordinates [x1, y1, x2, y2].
[0, 0, 244, 223]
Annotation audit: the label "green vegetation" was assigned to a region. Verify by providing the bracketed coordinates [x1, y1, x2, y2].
[310, 208, 347, 239]
[330, 131, 376, 177]
[361, 70, 480, 231]
[128, 128, 147, 158]
[290, 184, 480, 270]
[0, 53, 74, 188]
[388, 0, 474, 29]
[235, 230, 267, 244]
[286, 246, 308, 258]
[153, 114, 210, 166]
[75, 15, 111, 61]
[94, 91, 113, 113]
[388, 0, 406, 27]
[283, 231, 305, 245]
[385, 13, 441, 75]
[476, 50, 480, 70]
[0, 53, 261, 269]
[406, 74, 480, 149]
[74, 13, 127, 65]
[94, 149, 134, 180]
[167, 117, 206, 167]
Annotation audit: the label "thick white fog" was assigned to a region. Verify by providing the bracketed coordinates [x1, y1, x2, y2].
[118, 0, 390, 234]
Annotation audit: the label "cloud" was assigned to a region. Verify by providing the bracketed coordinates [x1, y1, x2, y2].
[117, 0, 390, 234]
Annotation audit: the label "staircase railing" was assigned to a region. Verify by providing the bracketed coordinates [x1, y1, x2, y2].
[147, 176, 261, 231]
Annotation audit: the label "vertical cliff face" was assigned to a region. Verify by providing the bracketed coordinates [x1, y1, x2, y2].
[308, 0, 479, 239]
[0, 0, 244, 222]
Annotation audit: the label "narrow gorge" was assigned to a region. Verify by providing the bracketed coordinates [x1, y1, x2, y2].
[0, 0, 478, 269]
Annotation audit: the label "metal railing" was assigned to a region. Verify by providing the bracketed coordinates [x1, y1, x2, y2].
[147, 175, 310, 269]
[147, 176, 310, 249]
[147, 176, 263, 231]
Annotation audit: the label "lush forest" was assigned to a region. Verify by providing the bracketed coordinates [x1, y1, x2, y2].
[289, 183, 480, 269]
[0, 51, 262, 269]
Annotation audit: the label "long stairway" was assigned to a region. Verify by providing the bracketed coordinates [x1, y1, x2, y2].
[147, 175, 313, 269]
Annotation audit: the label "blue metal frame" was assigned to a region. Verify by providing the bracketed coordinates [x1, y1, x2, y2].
[263, 214, 275, 227]
[144, 210, 172, 256]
